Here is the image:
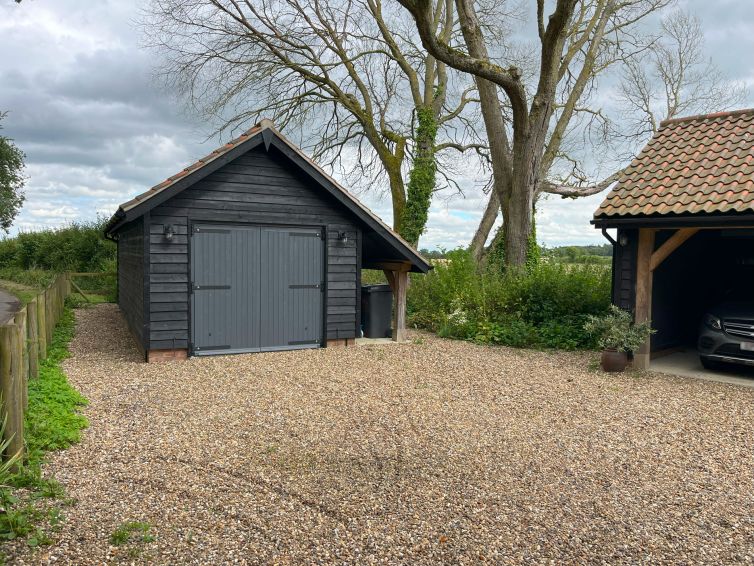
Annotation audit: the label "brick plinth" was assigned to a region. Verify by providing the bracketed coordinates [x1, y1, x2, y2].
[326, 338, 355, 348]
[147, 349, 189, 362]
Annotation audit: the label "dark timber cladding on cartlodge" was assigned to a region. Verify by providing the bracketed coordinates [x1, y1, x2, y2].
[104, 119, 430, 362]
[592, 108, 754, 371]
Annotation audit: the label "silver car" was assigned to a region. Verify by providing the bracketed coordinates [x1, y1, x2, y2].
[698, 301, 754, 369]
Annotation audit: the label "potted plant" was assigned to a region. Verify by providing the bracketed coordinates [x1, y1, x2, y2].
[584, 306, 655, 372]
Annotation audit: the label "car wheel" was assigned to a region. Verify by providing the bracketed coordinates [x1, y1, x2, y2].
[700, 357, 720, 371]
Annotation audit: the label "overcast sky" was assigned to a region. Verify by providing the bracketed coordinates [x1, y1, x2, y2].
[1, 0, 753, 249]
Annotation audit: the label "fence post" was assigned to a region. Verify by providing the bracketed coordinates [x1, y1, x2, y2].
[58, 275, 65, 317]
[27, 299, 39, 381]
[44, 288, 51, 345]
[11, 325, 25, 434]
[37, 293, 47, 360]
[56, 276, 61, 320]
[51, 281, 57, 329]
[13, 309, 28, 411]
[0, 325, 24, 460]
[51, 281, 58, 327]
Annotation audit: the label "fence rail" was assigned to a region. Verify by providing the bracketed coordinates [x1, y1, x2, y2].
[0, 273, 72, 460]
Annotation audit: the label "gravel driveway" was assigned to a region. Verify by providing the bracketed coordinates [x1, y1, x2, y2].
[10, 304, 754, 564]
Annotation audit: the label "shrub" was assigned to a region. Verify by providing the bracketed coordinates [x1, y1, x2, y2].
[584, 305, 655, 352]
[0, 268, 56, 289]
[407, 249, 482, 330]
[0, 219, 115, 273]
[407, 249, 611, 350]
[499, 262, 611, 324]
[0, 219, 116, 297]
[473, 319, 538, 348]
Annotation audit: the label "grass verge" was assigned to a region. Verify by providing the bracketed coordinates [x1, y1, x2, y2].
[0, 269, 55, 297]
[0, 279, 39, 306]
[0, 269, 116, 305]
[0, 306, 88, 553]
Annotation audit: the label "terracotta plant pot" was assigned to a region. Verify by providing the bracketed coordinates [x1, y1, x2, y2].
[601, 348, 629, 372]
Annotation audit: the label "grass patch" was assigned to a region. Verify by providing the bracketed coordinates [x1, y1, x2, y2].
[0, 306, 88, 549]
[110, 521, 156, 546]
[0, 269, 52, 306]
[0, 268, 56, 290]
[0, 279, 39, 306]
[65, 293, 110, 309]
[22, 308, 88, 475]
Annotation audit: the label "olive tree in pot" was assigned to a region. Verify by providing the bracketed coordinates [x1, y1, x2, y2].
[584, 306, 655, 372]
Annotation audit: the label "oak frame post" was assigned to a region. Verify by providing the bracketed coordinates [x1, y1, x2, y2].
[392, 271, 408, 342]
[634, 228, 655, 370]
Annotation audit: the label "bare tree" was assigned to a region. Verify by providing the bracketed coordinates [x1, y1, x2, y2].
[398, 0, 677, 265]
[469, 6, 747, 261]
[618, 9, 747, 149]
[145, 0, 484, 246]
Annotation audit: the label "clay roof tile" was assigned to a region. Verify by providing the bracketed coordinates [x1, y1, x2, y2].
[595, 108, 754, 219]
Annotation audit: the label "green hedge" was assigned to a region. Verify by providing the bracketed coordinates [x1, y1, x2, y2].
[0, 220, 115, 273]
[407, 249, 612, 350]
[0, 220, 116, 297]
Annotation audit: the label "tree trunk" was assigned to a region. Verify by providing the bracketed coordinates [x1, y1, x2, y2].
[470, 190, 499, 261]
[386, 165, 407, 236]
[503, 156, 536, 268]
[400, 105, 438, 246]
[456, 0, 514, 263]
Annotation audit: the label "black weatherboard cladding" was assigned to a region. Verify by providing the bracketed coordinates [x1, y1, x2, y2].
[117, 217, 145, 352]
[147, 145, 360, 351]
[612, 228, 637, 313]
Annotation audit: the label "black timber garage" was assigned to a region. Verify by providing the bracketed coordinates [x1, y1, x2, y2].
[104, 120, 430, 362]
[593, 109, 754, 371]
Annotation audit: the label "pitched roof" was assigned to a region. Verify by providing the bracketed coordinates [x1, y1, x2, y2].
[117, 122, 266, 213]
[104, 120, 431, 272]
[594, 108, 754, 219]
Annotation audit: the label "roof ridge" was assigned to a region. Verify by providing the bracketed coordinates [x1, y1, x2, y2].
[659, 108, 754, 128]
[104, 119, 430, 271]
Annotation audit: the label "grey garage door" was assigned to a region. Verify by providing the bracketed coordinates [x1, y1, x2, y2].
[191, 224, 324, 355]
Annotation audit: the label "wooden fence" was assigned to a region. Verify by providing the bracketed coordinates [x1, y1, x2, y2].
[0, 273, 72, 460]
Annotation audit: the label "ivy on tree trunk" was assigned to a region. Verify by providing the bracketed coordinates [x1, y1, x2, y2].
[399, 105, 438, 246]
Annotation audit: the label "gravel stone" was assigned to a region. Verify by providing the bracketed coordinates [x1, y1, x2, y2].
[7, 304, 754, 564]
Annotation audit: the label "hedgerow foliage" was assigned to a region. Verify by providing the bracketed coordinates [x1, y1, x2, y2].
[407, 249, 612, 350]
[0, 219, 115, 273]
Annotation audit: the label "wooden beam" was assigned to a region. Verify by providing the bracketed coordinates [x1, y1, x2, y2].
[634, 228, 655, 370]
[367, 261, 412, 272]
[650, 228, 699, 272]
[69, 278, 91, 303]
[68, 272, 117, 277]
[392, 271, 408, 342]
[382, 270, 396, 293]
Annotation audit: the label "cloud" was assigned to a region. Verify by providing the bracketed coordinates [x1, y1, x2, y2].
[0, 0, 752, 250]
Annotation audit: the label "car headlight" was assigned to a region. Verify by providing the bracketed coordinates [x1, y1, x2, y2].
[704, 314, 722, 330]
